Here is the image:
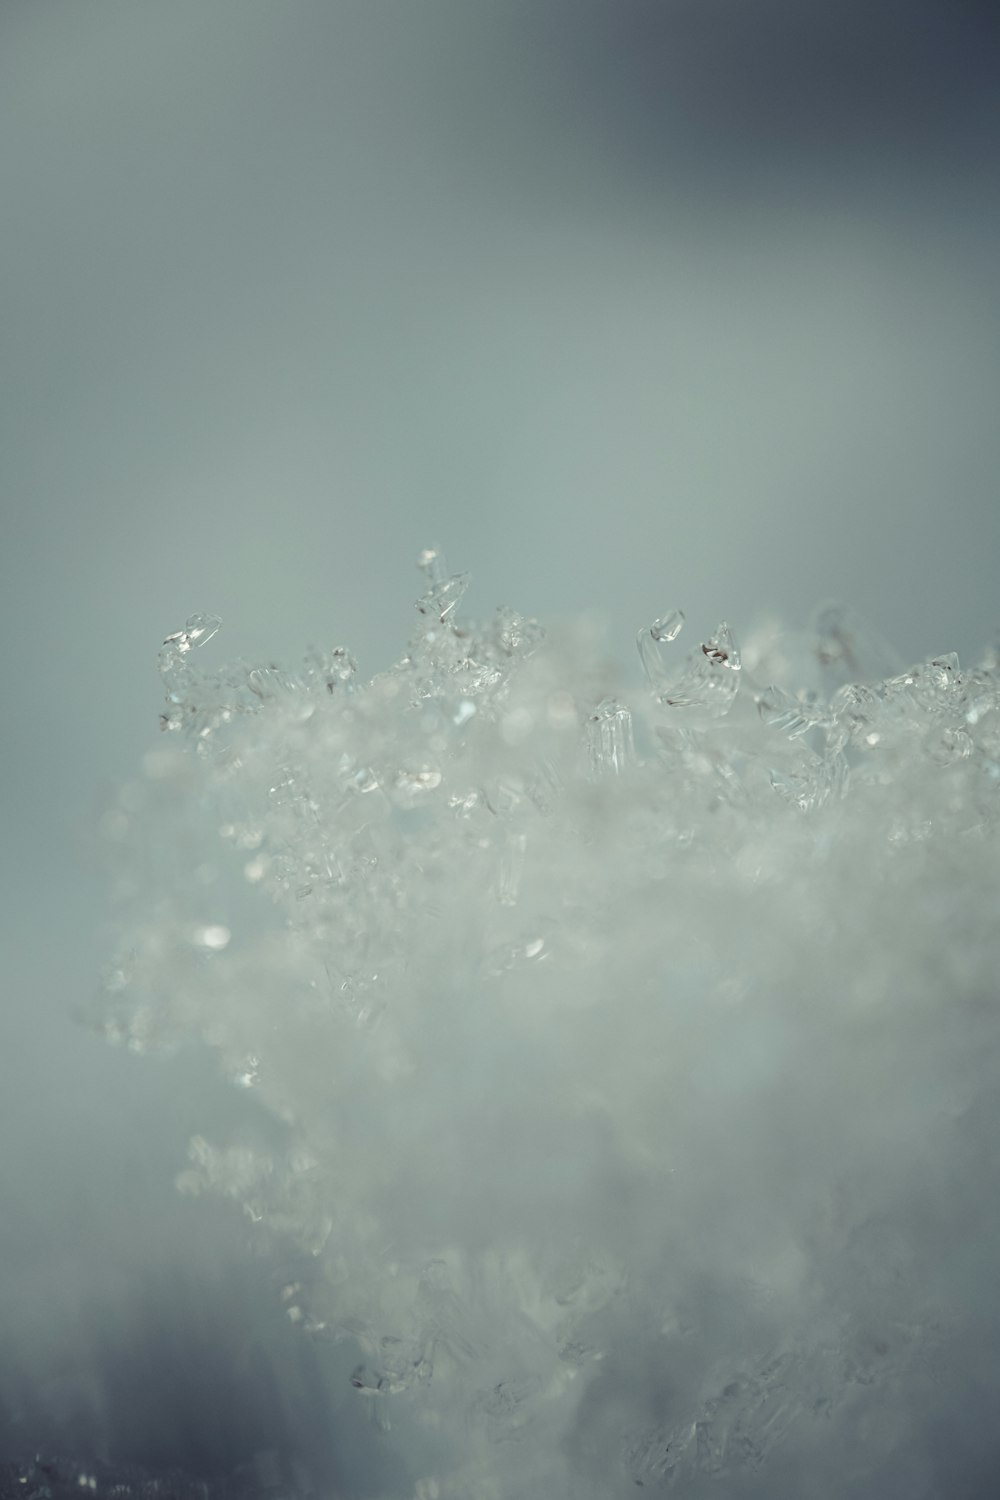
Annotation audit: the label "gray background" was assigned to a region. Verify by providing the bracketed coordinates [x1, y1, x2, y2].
[2, 0, 998, 1487]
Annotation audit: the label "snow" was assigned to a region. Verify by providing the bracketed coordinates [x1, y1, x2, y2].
[100, 554, 1000, 1498]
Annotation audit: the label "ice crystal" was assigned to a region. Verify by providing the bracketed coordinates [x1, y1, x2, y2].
[100, 557, 1000, 1499]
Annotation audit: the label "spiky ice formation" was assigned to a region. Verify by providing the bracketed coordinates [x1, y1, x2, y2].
[100, 553, 1000, 1499]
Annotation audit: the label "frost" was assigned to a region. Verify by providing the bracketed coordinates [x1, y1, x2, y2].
[100, 556, 1000, 1498]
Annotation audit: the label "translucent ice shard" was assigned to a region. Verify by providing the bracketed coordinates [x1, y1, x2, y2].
[158, 611, 223, 713]
[586, 698, 636, 777]
[415, 544, 470, 622]
[161, 611, 222, 656]
[637, 608, 685, 696]
[655, 621, 743, 716]
[416, 571, 470, 623]
[301, 643, 358, 695]
[756, 683, 827, 741]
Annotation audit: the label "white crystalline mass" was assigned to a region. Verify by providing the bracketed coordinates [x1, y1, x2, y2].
[102, 555, 1000, 1499]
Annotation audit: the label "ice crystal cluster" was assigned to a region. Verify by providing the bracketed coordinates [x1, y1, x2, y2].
[102, 552, 1000, 1499]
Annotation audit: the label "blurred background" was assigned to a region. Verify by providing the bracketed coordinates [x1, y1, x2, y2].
[2, 0, 999, 1488]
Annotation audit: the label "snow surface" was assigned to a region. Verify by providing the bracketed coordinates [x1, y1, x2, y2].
[99, 555, 1000, 1498]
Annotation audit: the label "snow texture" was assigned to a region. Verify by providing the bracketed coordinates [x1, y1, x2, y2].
[99, 552, 1000, 1498]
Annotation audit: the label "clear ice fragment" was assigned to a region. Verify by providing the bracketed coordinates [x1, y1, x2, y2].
[652, 609, 685, 643]
[655, 621, 742, 716]
[392, 767, 443, 805]
[162, 612, 222, 655]
[497, 830, 527, 906]
[637, 609, 685, 694]
[756, 684, 824, 740]
[586, 698, 636, 776]
[416, 572, 470, 623]
[303, 643, 358, 694]
[158, 614, 223, 713]
[702, 620, 741, 671]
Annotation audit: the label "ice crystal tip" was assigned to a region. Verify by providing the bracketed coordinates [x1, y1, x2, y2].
[702, 621, 741, 670]
[162, 612, 222, 654]
[650, 609, 685, 643]
[418, 545, 446, 575]
[416, 571, 470, 622]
